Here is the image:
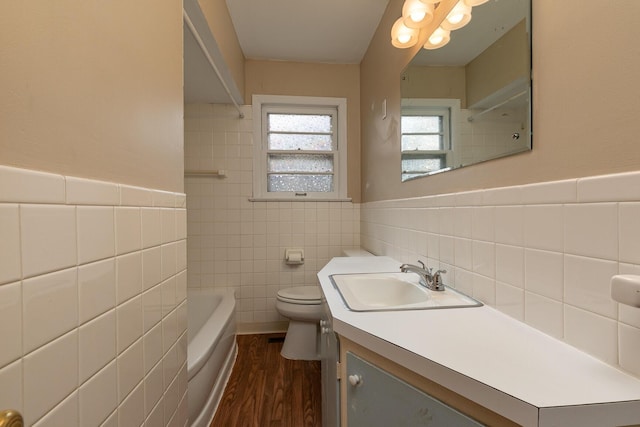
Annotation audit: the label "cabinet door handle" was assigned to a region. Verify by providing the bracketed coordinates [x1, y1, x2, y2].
[348, 374, 363, 387]
[0, 410, 23, 427]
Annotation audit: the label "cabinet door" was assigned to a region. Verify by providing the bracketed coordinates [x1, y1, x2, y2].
[346, 352, 484, 426]
[320, 302, 340, 427]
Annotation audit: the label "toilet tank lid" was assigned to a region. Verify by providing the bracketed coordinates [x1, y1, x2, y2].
[342, 248, 374, 257]
[277, 286, 322, 302]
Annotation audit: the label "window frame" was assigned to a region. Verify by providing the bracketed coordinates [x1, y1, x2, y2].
[400, 98, 460, 182]
[252, 94, 348, 201]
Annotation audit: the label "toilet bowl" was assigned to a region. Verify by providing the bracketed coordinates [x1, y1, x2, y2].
[276, 286, 323, 360]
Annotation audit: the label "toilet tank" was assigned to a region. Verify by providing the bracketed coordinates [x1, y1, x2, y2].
[341, 248, 374, 257]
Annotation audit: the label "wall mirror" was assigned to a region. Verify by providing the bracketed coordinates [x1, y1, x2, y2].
[400, 0, 531, 181]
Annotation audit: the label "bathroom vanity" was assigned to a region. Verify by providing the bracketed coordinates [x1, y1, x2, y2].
[318, 256, 640, 427]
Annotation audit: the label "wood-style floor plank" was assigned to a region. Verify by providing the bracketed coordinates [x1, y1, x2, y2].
[211, 334, 322, 427]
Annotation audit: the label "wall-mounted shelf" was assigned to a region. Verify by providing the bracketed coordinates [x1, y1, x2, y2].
[467, 90, 528, 122]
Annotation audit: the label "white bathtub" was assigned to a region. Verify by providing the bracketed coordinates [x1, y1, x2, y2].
[187, 288, 237, 427]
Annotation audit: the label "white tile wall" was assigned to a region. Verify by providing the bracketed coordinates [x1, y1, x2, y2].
[184, 104, 360, 330]
[20, 205, 77, 278]
[0, 205, 21, 284]
[0, 360, 22, 411]
[116, 252, 143, 304]
[79, 310, 116, 384]
[0, 165, 187, 426]
[525, 292, 564, 339]
[619, 203, 640, 264]
[115, 208, 142, 256]
[22, 268, 78, 354]
[495, 282, 523, 321]
[0, 282, 22, 366]
[33, 391, 79, 427]
[77, 206, 115, 264]
[78, 259, 116, 324]
[79, 362, 117, 427]
[361, 170, 640, 379]
[456, 108, 529, 167]
[23, 331, 78, 425]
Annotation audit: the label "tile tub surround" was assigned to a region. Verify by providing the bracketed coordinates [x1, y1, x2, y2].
[0, 165, 188, 427]
[361, 172, 640, 379]
[184, 104, 360, 331]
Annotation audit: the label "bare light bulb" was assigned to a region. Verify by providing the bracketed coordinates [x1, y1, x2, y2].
[424, 27, 450, 50]
[448, 11, 465, 25]
[402, 0, 434, 28]
[402, 0, 434, 29]
[463, 0, 489, 6]
[411, 10, 426, 22]
[391, 17, 419, 48]
[441, 1, 472, 31]
[398, 33, 412, 44]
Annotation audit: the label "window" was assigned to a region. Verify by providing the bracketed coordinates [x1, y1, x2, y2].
[401, 106, 452, 182]
[252, 95, 348, 200]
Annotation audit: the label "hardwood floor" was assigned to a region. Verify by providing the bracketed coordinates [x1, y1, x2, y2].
[211, 333, 322, 427]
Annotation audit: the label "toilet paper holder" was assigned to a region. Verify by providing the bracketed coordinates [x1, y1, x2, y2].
[285, 248, 304, 265]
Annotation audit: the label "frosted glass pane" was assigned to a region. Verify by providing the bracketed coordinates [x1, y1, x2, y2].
[268, 114, 332, 133]
[402, 135, 443, 151]
[401, 116, 442, 133]
[401, 158, 444, 173]
[268, 154, 333, 173]
[268, 134, 333, 151]
[268, 175, 333, 192]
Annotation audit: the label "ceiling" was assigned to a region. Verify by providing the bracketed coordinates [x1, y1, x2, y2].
[225, 0, 391, 64]
[183, 23, 230, 104]
[183, 0, 527, 104]
[184, 0, 390, 104]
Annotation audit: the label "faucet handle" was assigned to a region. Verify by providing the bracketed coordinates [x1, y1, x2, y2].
[417, 260, 426, 269]
[432, 269, 447, 290]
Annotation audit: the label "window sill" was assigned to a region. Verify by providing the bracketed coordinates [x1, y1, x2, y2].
[249, 197, 352, 202]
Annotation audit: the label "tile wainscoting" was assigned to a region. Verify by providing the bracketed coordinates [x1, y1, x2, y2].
[184, 104, 360, 332]
[361, 172, 640, 378]
[0, 165, 188, 426]
[184, 104, 639, 378]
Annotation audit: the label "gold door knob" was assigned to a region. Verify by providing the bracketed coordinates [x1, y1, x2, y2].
[0, 410, 23, 427]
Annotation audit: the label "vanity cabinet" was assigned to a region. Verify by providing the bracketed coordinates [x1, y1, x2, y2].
[339, 338, 519, 427]
[345, 352, 483, 426]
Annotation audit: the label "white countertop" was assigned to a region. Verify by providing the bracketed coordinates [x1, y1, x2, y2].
[318, 256, 640, 427]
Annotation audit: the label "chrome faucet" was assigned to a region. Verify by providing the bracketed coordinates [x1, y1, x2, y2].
[399, 260, 447, 292]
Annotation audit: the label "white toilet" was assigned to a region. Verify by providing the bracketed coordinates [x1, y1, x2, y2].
[276, 286, 323, 360]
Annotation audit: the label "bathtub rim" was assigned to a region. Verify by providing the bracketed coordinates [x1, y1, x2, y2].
[187, 287, 236, 381]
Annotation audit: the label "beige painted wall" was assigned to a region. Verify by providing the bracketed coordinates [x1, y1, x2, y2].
[245, 60, 362, 202]
[361, 0, 640, 202]
[198, 0, 246, 103]
[466, 19, 529, 107]
[0, 1, 184, 192]
[401, 66, 467, 106]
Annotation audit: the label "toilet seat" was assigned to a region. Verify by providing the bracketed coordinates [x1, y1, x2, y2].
[277, 286, 322, 305]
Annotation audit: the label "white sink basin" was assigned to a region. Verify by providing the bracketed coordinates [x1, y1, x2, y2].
[329, 272, 482, 312]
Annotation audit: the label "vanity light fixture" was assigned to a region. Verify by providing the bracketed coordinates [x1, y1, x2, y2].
[402, 0, 435, 29]
[391, 17, 420, 48]
[440, 1, 472, 31]
[391, 0, 489, 51]
[423, 26, 451, 49]
[462, 0, 489, 6]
